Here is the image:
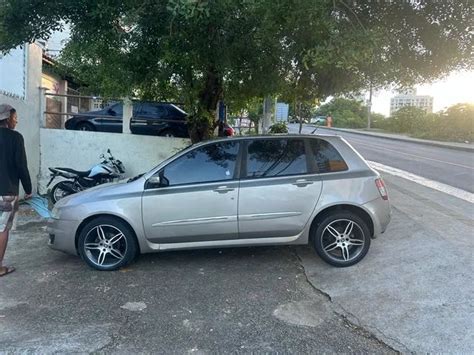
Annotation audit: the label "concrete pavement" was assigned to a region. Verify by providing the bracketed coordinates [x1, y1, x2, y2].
[298, 172, 474, 353]
[0, 208, 393, 353]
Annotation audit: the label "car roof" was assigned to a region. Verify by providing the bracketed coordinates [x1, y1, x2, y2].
[192, 133, 345, 148]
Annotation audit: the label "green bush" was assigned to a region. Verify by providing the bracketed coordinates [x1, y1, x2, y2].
[387, 106, 427, 133]
[380, 104, 474, 142]
[269, 122, 289, 133]
[315, 98, 368, 128]
[411, 104, 474, 142]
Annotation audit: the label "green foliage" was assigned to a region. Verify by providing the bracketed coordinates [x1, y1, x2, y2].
[1, 0, 473, 142]
[374, 104, 473, 142]
[246, 98, 264, 134]
[269, 122, 288, 134]
[388, 106, 428, 133]
[316, 98, 368, 128]
[411, 104, 474, 142]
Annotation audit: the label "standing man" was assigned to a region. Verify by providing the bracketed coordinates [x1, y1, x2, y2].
[0, 104, 32, 277]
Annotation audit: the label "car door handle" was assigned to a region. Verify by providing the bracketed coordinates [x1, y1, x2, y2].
[292, 179, 313, 187]
[213, 186, 235, 193]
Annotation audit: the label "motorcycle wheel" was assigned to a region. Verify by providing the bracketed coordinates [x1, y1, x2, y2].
[50, 181, 75, 204]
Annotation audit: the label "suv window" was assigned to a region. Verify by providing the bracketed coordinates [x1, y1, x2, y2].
[163, 141, 239, 186]
[310, 139, 348, 173]
[139, 104, 167, 118]
[246, 139, 307, 178]
[106, 103, 123, 116]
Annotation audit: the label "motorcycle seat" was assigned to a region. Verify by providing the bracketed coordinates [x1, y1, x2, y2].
[50, 167, 91, 177]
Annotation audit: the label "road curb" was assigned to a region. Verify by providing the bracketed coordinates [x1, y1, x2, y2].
[315, 126, 474, 152]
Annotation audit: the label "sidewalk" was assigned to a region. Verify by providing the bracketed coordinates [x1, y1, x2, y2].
[316, 126, 474, 152]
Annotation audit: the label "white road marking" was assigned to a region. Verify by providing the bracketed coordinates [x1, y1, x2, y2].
[368, 161, 474, 204]
[353, 140, 474, 170]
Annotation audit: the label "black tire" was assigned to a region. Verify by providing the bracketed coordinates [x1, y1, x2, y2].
[313, 211, 371, 267]
[160, 129, 175, 137]
[50, 181, 75, 204]
[78, 216, 139, 271]
[76, 122, 96, 131]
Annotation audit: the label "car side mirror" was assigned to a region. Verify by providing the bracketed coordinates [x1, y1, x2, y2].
[107, 108, 115, 116]
[145, 171, 169, 189]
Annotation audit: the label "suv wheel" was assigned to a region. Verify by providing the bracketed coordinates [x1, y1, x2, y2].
[78, 216, 139, 271]
[160, 129, 175, 137]
[313, 211, 370, 267]
[76, 122, 95, 131]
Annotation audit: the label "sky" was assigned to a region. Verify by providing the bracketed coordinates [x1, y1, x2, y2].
[370, 71, 474, 116]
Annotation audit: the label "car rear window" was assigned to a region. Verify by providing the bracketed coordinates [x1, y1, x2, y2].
[310, 139, 348, 173]
[246, 139, 307, 178]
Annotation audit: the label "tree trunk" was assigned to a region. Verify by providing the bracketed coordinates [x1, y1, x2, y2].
[188, 67, 223, 143]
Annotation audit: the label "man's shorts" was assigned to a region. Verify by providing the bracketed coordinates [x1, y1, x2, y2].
[0, 196, 18, 233]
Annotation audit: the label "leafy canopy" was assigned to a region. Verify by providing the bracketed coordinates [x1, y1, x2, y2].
[1, 0, 472, 140]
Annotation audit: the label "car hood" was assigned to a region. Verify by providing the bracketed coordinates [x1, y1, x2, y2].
[55, 178, 145, 208]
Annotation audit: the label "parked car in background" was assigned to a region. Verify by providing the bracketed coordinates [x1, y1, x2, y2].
[65, 102, 189, 138]
[65, 102, 234, 138]
[48, 134, 391, 271]
[289, 116, 309, 124]
[310, 116, 327, 125]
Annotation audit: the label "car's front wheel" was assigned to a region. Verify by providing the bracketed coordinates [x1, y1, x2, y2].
[313, 211, 371, 267]
[78, 216, 139, 271]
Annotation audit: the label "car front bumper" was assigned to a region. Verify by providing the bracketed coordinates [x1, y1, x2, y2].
[47, 218, 81, 255]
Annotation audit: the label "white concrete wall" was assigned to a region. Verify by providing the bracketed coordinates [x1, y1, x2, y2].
[0, 44, 43, 195]
[38, 128, 191, 194]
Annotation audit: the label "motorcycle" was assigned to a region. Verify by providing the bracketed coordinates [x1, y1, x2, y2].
[47, 149, 125, 204]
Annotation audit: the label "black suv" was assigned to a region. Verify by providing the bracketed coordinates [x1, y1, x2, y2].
[65, 102, 188, 138]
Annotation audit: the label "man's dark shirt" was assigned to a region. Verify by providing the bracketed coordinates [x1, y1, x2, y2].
[0, 126, 32, 195]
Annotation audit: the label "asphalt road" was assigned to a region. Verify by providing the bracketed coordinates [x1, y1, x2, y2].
[288, 124, 474, 192]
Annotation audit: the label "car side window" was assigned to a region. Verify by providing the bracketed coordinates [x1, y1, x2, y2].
[163, 141, 239, 186]
[107, 103, 123, 116]
[140, 104, 167, 118]
[310, 139, 348, 173]
[246, 139, 307, 178]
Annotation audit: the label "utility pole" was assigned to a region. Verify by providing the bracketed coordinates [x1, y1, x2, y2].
[262, 96, 272, 134]
[367, 82, 373, 129]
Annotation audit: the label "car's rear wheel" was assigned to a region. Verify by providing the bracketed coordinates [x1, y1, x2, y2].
[313, 211, 370, 267]
[160, 129, 175, 137]
[76, 122, 96, 131]
[78, 216, 139, 271]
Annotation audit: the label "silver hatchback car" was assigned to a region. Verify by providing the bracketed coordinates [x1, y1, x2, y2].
[48, 134, 390, 270]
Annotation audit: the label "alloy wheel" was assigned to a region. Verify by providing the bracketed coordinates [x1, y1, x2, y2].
[83, 224, 128, 268]
[320, 219, 366, 263]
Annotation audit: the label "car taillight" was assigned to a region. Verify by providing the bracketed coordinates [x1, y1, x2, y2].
[375, 178, 388, 200]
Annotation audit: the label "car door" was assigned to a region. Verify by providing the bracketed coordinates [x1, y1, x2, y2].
[163, 104, 188, 137]
[238, 138, 322, 239]
[97, 103, 124, 132]
[131, 103, 167, 135]
[142, 140, 241, 244]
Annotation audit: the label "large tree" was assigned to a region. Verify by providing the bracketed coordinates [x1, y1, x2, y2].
[1, 0, 472, 141]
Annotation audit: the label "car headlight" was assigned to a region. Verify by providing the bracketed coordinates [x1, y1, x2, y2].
[50, 206, 60, 220]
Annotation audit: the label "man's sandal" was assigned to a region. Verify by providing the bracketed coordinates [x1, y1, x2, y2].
[0, 266, 15, 277]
